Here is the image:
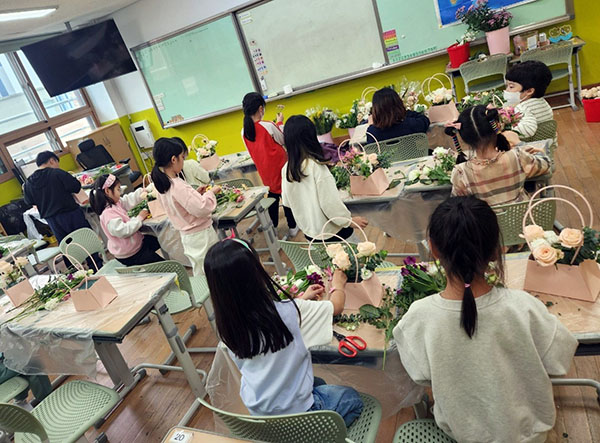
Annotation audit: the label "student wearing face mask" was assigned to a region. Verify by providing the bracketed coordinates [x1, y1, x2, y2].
[503, 61, 553, 139]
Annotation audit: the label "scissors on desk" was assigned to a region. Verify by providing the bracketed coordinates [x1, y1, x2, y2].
[333, 331, 367, 358]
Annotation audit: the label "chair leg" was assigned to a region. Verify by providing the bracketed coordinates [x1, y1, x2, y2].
[551, 378, 600, 403]
[568, 67, 578, 111]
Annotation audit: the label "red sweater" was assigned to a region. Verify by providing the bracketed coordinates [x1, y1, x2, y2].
[242, 121, 287, 194]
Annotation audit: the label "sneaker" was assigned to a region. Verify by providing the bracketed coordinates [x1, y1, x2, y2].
[287, 227, 300, 238]
[13, 399, 33, 411]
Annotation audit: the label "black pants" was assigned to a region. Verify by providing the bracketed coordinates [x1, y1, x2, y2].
[45, 207, 103, 270]
[268, 192, 297, 229]
[304, 226, 354, 243]
[118, 235, 164, 267]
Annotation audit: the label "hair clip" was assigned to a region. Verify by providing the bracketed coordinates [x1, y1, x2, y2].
[229, 237, 252, 251]
[490, 120, 500, 134]
[102, 174, 116, 190]
[464, 283, 471, 288]
[445, 122, 462, 130]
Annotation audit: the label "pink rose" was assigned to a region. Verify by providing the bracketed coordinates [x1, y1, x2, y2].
[558, 228, 584, 248]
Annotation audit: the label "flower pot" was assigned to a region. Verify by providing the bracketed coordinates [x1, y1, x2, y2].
[486, 26, 511, 55]
[5, 279, 34, 307]
[347, 127, 356, 139]
[447, 42, 470, 68]
[582, 98, 600, 123]
[317, 132, 334, 144]
[199, 154, 220, 171]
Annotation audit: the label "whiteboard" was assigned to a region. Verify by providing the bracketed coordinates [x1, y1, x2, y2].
[236, 0, 386, 97]
[132, 15, 256, 127]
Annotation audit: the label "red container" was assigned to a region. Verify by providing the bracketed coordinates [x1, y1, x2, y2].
[582, 98, 600, 123]
[447, 42, 470, 68]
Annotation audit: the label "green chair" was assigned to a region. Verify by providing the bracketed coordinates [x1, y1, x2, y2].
[115, 260, 215, 373]
[521, 119, 558, 173]
[0, 380, 119, 443]
[459, 54, 508, 94]
[492, 199, 556, 247]
[520, 42, 576, 110]
[0, 377, 28, 403]
[393, 419, 456, 443]
[364, 133, 429, 162]
[198, 392, 382, 443]
[59, 228, 118, 272]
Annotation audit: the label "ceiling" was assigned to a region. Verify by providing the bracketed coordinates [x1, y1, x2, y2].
[0, 0, 140, 42]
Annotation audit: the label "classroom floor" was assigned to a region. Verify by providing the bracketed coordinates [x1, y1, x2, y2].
[64, 106, 600, 442]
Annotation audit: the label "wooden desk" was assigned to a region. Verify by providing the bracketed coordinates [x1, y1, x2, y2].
[162, 427, 256, 442]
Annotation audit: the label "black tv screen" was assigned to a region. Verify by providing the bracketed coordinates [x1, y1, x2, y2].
[21, 19, 136, 97]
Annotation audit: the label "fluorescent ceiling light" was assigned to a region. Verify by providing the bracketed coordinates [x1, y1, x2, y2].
[0, 7, 57, 22]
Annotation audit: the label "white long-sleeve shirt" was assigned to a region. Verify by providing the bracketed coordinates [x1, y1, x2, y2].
[513, 98, 554, 138]
[394, 287, 577, 443]
[281, 158, 351, 239]
[182, 159, 210, 187]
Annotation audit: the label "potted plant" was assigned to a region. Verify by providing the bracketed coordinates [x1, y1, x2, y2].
[336, 100, 360, 139]
[456, 0, 513, 55]
[305, 107, 338, 144]
[447, 30, 476, 68]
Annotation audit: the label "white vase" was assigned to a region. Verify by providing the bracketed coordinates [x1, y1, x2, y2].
[485, 26, 511, 55]
[317, 132, 334, 144]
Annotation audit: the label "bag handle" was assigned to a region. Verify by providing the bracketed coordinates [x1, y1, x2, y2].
[421, 73, 452, 102]
[64, 242, 101, 273]
[143, 173, 152, 189]
[51, 251, 91, 292]
[7, 248, 27, 280]
[191, 134, 210, 150]
[360, 87, 378, 104]
[336, 131, 381, 174]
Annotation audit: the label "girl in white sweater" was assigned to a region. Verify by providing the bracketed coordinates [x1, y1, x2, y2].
[394, 196, 577, 443]
[281, 115, 367, 241]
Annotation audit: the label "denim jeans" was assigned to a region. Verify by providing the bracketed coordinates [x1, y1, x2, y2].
[309, 378, 363, 427]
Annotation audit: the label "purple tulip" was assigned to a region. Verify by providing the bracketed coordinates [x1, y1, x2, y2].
[67, 274, 74, 281]
[401, 267, 411, 277]
[403, 256, 417, 266]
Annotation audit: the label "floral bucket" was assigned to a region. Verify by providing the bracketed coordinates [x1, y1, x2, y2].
[317, 132, 335, 145]
[522, 185, 600, 302]
[347, 127, 355, 139]
[308, 217, 384, 310]
[5, 279, 34, 308]
[338, 134, 390, 196]
[191, 133, 219, 170]
[582, 98, 600, 123]
[486, 26, 511, 55]
[447, 42, 470, 68]
[143, 174, 166, 217]
[199, 154, 221, 171]
[421, 73, 459, 123]
[73, 189, 89, 205]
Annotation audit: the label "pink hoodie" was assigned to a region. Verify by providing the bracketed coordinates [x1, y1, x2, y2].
[99, 189, 146, 259]
[157, 177, 216, 234]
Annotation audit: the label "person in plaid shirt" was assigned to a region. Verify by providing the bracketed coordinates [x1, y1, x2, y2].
[445, 105, 551, 206]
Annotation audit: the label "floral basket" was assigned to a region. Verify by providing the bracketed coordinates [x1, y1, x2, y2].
[56, 245, 118, 311]
[421, 73, 459, 123]
[308, 217, 385, 310]
[522, 185, 600, 302]
[143, 174, 166, 217]
[73, 189, 89, 205]
[337, 134, 390, 196]
[191, 134, 220, 170]
[1, 254, 33, 307]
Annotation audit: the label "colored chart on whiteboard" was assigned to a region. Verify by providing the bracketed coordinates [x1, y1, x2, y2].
[383, 30, 402, 63]
[435, 0, 537, 27]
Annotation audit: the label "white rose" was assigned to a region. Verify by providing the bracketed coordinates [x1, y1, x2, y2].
[445, 93, 453, 102]
[44, 298, 60, 311]
[530, 238, 550, 251]
[357, 241, 377, 257]
[198, 148, 210, 157]
[421, 166, 432, 175]
[522, 224, 545, 242]
[293, 279, 304, 288]
[332, 251, 351, 271]
[207, 140, 218, 148]
[14, 256, 29, 268]
[434, 94, 444, 104]
[558, 228, 584, 248]
[407, 169, 420, 181]
[74, 270, 88, 279]
[0, 261, 12, 275]
[326, 243, 345, 258]
[433, 147, 448, 157]
[305, 265, 321, 275]
[532, 244, 561, 267]
[543, 231, 560, 245]
[361, 268, 373, 281]
[365, 102, 372, 111]
[350, 108, 356, 113]
[367, 153, 379, 166]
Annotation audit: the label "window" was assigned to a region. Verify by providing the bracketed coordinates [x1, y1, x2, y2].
[0, 51, 99, 183]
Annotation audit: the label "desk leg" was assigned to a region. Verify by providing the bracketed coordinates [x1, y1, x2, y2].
[255, 201, 286, 275]
[575, 50, 582, 104]
[94, 342, 135, 391]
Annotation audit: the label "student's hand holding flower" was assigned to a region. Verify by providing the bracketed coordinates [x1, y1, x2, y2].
[301, 284, 324, 300]
[276, 112, 284, 124]
[138, 209, 149, 220]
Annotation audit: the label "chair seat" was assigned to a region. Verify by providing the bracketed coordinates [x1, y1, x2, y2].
[32, 240, 47, 250]
[393, 419, 456, 443]
[16, 380, 119, 443]
[550, 68, 569, 81]
[0, 376, 29, 403]
[347, 393, 383, 443]
[29, 247, 61, 265]
[96, 259, 124, 275]
[164, 288, 194, 314]
[190, 275, 210, 305]
[467, 78, 505, 93]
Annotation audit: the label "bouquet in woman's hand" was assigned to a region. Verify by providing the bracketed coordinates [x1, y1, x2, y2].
[498, 106, 523, 131]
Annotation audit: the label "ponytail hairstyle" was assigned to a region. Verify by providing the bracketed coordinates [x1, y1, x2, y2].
[444, 105, 510, 158]
[284, 115, 328, 182]
[89, 174, 121, 216]
[151, 137, 185, 194]
[242, 92, 266, 142]
[428, 196, 504, 338]
[204, 238, 301, 359]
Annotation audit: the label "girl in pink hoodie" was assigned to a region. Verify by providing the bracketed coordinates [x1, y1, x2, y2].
[90, 174, 163, 266]
[151, 138, 219, 276]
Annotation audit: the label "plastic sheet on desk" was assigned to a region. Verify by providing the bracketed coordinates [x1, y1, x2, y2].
[141, 217, 192, 267]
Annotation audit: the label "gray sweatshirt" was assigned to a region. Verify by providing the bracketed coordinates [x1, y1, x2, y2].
[393, 287, 578, 443]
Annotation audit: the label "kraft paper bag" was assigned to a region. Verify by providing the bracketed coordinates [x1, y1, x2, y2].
[344, 273, 384, 310]
[71, 276, 118, 311]
[350, 167, 389, 196]
[427, 102, 460, 124]
[73, 189, 89, 205]
[199, 154, 220, 171]
[6, 279, 34, 307]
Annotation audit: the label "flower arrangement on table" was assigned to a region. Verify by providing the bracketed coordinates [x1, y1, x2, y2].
[212, 184, 246, 211]
[340, 147, 391, 179]
[522, 225, 599, 267]
[324, 241, 388, 283]
[272, 265, 327, 300]
[457, 89, 505, 112]
[330, 165, 351, 190]
[398, 78, 427, 114]
[336, 100, 361, 130]
[455, 0, 513, 33]
[2, 269, 94, 323]
[497, 106, 523, 131]
[305, 107, 338, 135]
[195, 140, 218, 159]
[425, 87, 454, 106]
[0, 257, 29, 291]
[404, 147, 456, 186]
[77, 173, 94, 186]
[127, 184, 158, 218]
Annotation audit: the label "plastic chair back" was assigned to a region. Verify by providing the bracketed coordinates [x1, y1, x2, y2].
[394, 419, 456, 442]
[59, 228, 106, 269]
[0, 403, 49, 443]
[364, 133, 429, 162]
[197, 397, 349, 443]
[520, 42, 573, 69]
[0, 376, 29, 403]
[279, 241, 332, 272]
[115, 260, 194, 314]
[521, 120, 558, 159]
[216, 178, 254, 188]
[459, 54, 508, 93]
[493, 199, 556, 246]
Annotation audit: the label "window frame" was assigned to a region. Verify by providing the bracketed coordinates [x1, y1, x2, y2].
[0, 51, 100, 184]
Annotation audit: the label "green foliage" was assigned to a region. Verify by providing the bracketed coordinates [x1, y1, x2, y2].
[128, 200, 149, 217]
[330, 165, 350, 190]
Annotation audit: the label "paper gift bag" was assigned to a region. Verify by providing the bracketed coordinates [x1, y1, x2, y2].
[421, 73, 459, 123]
[5, 279, 35, 307]
[349, 168, 389, 196]
[143, 174, 166, 217]
[344, 273, 384, 310]
[524, 259, 600, 302]
[73, 189, 89, 205]
[199, 154, 220, 171]
[70, 276, 118, 311]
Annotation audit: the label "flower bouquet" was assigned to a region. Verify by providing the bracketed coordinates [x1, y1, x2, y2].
[456, 89, 505, 112]
[498, 106, 522, 131]
[77, 173, 94, 186]
[212, 184, 246, 213]
[191, 134, 219, 170]
[336, 100, 361, 138]
[421, 73, 459, 123]
[329, 165, 350, 191]
[0, 257, 34, 307]
[522, 185, 600, 302]
[273, 265, 327, 300]
[405, 147, 456, 187]
[127, 199, 149, 218]
[455, 0, 513, 54]
[305, 107, 338, 143]
[337, 137, 392, 196]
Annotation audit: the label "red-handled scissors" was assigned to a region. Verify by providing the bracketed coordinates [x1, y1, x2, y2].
[333, 331, 367, 358]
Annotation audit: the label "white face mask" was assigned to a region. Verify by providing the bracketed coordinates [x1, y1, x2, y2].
[503, 90, 521, 106]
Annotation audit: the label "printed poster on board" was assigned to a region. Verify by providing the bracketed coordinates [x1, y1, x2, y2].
[435, 0, 537, 27]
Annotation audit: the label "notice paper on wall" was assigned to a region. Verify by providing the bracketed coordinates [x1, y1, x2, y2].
[383, 29, 402, 64]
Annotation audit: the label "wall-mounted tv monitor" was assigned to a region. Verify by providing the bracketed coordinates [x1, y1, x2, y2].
[21, 19, 136, 97]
